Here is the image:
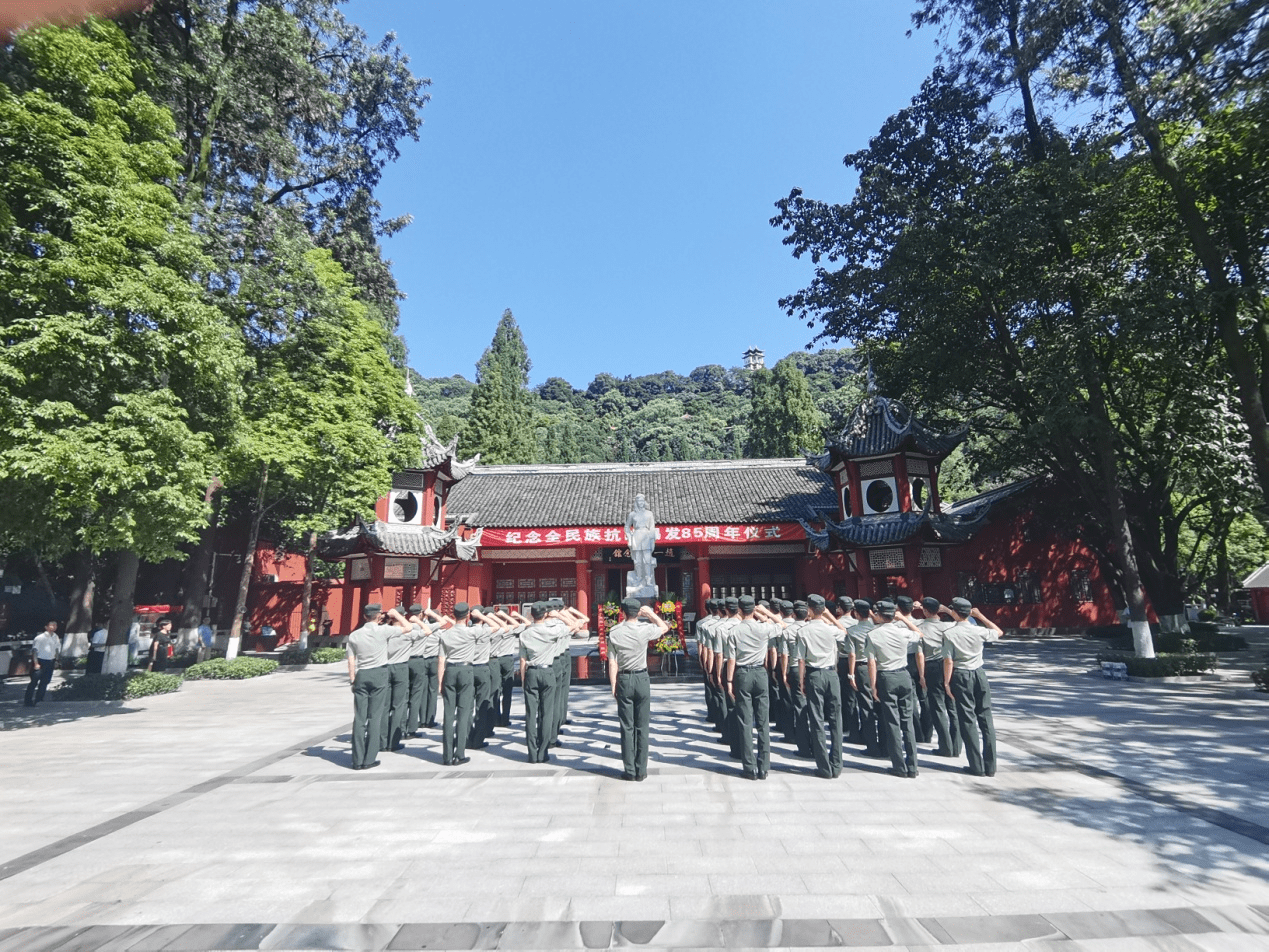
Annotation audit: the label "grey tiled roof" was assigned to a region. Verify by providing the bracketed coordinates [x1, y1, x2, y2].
[445, 458, 836, 528]
[814, 396, 966, 466]
[317, 516, 464, 560]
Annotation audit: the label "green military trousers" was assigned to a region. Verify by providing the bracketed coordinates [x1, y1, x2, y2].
[384, 662, 410, 750]
[523, 664, 557, 763]
[615, 669, 651, 780]
[806, 666, 843, 778]
[469, 662, 493, 748]
[496, 654, 516, 726]
[441, 664, 475, 764]
[853, 658, 883, 756]
[406, 655, 437, 734]
[732, 665, 770, 778]
[923, 658, 961, 757]
[877, 668, 919, 776]
[351, 665, 389, 768]
[553, 649, 572, 743]
[950, 667, 996, 776]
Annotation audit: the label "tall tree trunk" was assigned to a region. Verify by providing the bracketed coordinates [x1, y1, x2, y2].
[64, 549, 96, 656]
[104, 550, 140, 675]
[176, 490, 221, 648]
[299, 530, 316, 651]
[226, 462, 267, 660]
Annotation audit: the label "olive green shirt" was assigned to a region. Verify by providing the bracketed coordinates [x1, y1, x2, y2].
[520, 620, 567, 667]
[918, 618, 954, 661]
[607, 619, 659, 671]
[346, 622, 398, 670]
[797, 619, 840, 669]
[469, 624, 494, 665]
[437, 624, 479, 664]
[942, 621, 1000, 671]
[865, 620, 920, 671]
[408, 621, 443, 658]
[725, 618, 775, 667]
[847, 617, 873, 655]
[492, 625, 522, 658]
[782, 619, 805, 662]
[386, 625, 423, 665]
[714, 617, 740, 658]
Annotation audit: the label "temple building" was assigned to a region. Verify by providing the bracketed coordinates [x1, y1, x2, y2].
[247, 399, 1119, 641]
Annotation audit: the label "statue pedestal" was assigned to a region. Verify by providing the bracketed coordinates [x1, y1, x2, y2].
[626, 571, 658, 602]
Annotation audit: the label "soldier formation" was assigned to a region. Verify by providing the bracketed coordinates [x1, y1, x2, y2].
[343, 592, 1004, 779]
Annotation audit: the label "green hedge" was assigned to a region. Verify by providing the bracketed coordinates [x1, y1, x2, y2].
[1090, 626, 1246, 653]
[183, 657, 279, 680]
[1097, 651, 1216, 678]
[279, 646, 344, 665]
[56, 671, 184, 701]
[1253, 668, 1268, 693]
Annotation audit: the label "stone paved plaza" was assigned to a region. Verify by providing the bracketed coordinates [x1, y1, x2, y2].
[2, 638, 1268, 950]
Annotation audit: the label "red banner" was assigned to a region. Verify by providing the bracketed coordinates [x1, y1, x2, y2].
[480, 523, 806, 547]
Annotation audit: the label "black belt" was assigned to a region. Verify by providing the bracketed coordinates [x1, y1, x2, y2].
[806, 664, 834, 671]
[447, 661, 473, 666]
[618, 668, 648, 675]
[736, 663, 765, 669]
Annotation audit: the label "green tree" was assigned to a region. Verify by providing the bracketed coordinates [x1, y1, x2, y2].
[747, 359, 825, 457]
[466, 310, 536, 464]
[0, 19, 244, 666]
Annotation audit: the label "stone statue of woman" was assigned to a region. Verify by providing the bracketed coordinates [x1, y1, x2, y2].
[624, 494, 657, 592]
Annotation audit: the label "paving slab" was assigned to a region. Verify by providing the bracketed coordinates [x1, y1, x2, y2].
[1, 641, 1268, 949]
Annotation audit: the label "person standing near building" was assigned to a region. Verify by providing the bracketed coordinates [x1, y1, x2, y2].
[895, 596, 931, 745]
[24, 620, 61, 707]
[782, 600, 813, 755]
[492, 607, 525, 728]
[87, 620, 108, 674]
[797, 594, 845, 778]
[383, 606, 426, 752]
[607, 597, 669, 781]
[770, 600, 794, 738]
[942, 597, 1004, 777]
[519, 602, 574, 763]
[437, 602, 480, 766]
[714, 596, 742, 757]
[866, 600, 923, 778]
[696, 599, 718, 727]
[917, 596, 960, 757]
[847, 599, 879, 755]
[346, 604, 412, 770]
[404, 604, 444, 739]
[466, 607, 502, 750]
[723, 595, 779, 780]
[146, 618, 174, 672]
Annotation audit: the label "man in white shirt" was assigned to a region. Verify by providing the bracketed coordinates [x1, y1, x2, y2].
[25, 620, 62, 706]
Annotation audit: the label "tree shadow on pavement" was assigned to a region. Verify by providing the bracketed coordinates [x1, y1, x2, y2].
[0, 694, 139, 731]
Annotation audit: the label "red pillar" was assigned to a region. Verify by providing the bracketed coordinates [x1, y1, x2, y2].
[697, 556, 712, 612]
[574, 560, 590, 616]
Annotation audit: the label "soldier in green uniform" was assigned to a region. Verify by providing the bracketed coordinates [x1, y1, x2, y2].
[437, 603, 480, 766]
[607, 597, 669, 781]
[782, 600, 813, 754]
[493, 607, 526, 728]
[895, 596, 932, 745]
[383, 605, 427, 752]
[467, 606, 507, 750]
[798, 594, 845, 778]
[519, 602, 574, 763]
[346, 604, 412, 770]
[696, 599, 719, 726]
[846, 599, 879, 754]
[723, 595, 779, 780]
[916, 596, 961, 757]
[770, 600, 793, 737]
[942, 597, 1004, 776]
[404, 604, 444, 739]
[714, 596, 742, 756]
[866, 599, 923, 778]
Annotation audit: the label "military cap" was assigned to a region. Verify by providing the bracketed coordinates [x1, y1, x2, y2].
[950, 596, 974, 615]
[453, 602, 470, 617]
[921, 596, 941, 614]
[874, 599, 896, 612]
[621, 596, 643, 613]
[362, 603, 382, 619]
[781, 599, 795, 613]
[530, 601, 548, 619]
[807, 593, 826, 609]
[408, 603, 423, 615]
[738, 594, 756, 611]
[895, 595, 914, 612]
[757, 598, 770, 610]
[793, 599, 808, 611]
[852, 598, 873, 614]
[724, 596, 739, 610]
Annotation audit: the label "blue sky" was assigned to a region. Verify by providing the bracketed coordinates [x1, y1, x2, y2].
[344, 1, 940, 389]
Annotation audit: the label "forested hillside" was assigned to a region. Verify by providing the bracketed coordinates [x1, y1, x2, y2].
[410, 342, 864, 465]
